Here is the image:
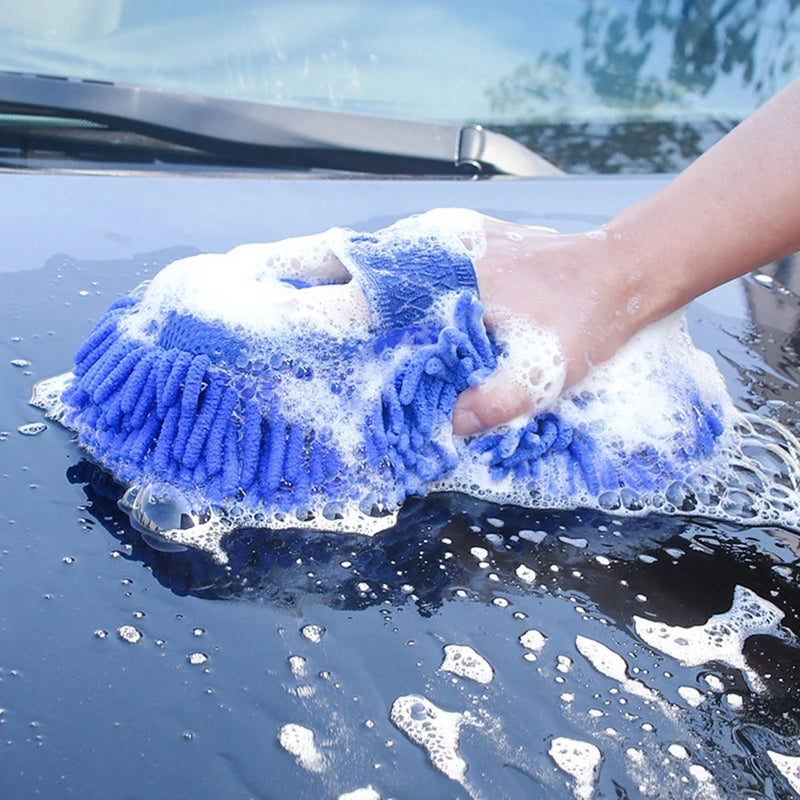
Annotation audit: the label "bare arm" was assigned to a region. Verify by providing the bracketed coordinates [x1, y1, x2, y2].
[452, 76, 800, 435]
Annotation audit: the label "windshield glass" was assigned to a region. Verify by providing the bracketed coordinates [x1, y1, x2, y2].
[0, 0, 797, 172]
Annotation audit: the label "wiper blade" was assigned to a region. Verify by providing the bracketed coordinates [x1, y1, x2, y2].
[0, 70, 562, 176]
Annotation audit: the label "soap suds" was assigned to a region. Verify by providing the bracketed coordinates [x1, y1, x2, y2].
[633, 585, 788, 690]
[278, 723, 326, 773]
[389, 694, 469, 782]
[549, 736, 602, 800]
[767, 750, 800, 795]
[439, 644, 495, 684]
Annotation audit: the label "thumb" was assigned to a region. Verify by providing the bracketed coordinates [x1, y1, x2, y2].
[451, 373, 532, 436]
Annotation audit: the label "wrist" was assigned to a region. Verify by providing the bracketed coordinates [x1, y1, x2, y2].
[561, 228, 652, 377]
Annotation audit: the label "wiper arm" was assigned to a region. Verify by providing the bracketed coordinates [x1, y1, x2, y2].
[0, 70, 561, 176]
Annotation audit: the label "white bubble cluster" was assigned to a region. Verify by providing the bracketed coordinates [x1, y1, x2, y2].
[767, 750, 800, 795]
[337, 787, 381, 800]
[633, 585, 788, 689]
[549, 736, 602, 800]
[519, 629, 548, 655]
[515, 564, 537, 583]
[300, 624, 326, 644]
[677, 686, 705, 708]
[17, 422, 47, 436]
[389, 694, 468, 782]
[439, 644, 495, 684]
[575, 636, 654, 700]
[117, 625, 142, 644]
[278, 723, 326, 774]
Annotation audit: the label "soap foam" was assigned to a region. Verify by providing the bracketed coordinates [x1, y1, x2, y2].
[575, 635, 655, 701]
[483, 310, 567, 416]
[337, 787, 381, 800]
[633, 585, 788, 690]
[437, 310, 800, 534]
[767, 750, 800, 795]
[277, 722, 326, 773]
[439, 644, 495, 684]
[389, 694, 468, 782]
[548, 736, 602, 800]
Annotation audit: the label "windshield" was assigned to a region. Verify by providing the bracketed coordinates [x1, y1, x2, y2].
[0, 0, 797, 172]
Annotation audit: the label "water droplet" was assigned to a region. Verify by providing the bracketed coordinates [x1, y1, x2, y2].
[187, 652, 208, 665]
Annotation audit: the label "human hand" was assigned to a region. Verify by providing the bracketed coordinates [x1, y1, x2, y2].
[452, 215, 639, 435]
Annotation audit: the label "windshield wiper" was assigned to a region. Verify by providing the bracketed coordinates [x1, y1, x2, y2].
[0, 70, 561, 177]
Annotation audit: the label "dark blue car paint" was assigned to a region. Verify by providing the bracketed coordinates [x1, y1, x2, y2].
[1, 171, 799, 799]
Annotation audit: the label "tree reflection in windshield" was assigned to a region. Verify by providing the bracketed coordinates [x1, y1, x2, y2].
[493, 117, 735, 173]
[487, 0, 799, 173]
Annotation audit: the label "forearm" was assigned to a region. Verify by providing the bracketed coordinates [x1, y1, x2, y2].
[603, 76, 800, 336]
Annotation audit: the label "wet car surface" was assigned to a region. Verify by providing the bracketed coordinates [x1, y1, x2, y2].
[2, 173, 799, 799]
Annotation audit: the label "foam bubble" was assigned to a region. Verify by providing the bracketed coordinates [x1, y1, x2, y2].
[575, 636, 627, 682]
[667, 744, 689, 760]
[688, 764, 713, 783]
[389, 694, 468, 782]
[677, 686, 705, 708]
[484, 310, 566, 416]
[17, 422, 47, 436]
[122, 232, 369, 346]
[439, 644, 495, 684]
[288, 655, 307, 680]
[515, 564, 537, 583]
[278, 723, 326, 773]
[548, 736, 602, 800]
[117, 625, 142, 644]
[633, 585, 787, 689]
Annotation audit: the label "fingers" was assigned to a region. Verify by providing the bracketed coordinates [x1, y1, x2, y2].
[451, 373, 532, 436]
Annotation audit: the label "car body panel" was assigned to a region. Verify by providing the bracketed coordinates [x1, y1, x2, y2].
[2, 171, 799, 799]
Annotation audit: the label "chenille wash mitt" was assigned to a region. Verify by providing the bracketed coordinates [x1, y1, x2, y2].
[32, 210, 800, 561]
